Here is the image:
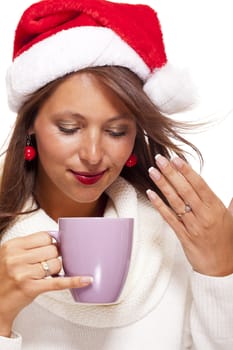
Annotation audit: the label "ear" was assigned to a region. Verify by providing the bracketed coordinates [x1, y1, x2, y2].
[228, 198, 233, 215]
[28, 126, 35, 134]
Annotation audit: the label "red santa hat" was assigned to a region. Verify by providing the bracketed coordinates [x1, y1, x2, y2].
[6, 0, 195, 114]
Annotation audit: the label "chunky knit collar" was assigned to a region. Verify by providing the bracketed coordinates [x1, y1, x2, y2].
[2, 177, 177, 328]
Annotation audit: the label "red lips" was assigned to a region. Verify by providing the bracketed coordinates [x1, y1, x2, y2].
[71, 170, 106, 185]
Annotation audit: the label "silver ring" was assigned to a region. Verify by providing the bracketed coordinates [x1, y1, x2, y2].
[40, 261, 51, 277]
[177, 204, 192, 218]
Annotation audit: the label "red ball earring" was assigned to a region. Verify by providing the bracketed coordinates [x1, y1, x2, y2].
[125, 154, 137, 168]
[24, 135, 36, 161]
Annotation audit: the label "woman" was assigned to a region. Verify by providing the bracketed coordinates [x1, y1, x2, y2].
[0, 0, 233, 349]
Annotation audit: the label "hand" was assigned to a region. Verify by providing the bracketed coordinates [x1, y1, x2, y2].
[147, 154, 233, 277]
[0, 232, 92, 337]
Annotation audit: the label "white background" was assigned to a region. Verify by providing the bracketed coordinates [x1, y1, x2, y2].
[0, 0, 232, 205]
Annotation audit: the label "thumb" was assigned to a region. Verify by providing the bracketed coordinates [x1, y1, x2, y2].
[228, 198, 233, 215]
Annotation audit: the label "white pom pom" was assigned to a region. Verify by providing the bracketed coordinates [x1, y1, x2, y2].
[143, 62, 197, 115]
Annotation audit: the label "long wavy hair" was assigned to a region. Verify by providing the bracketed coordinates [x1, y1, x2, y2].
[0, 66, 202, 236]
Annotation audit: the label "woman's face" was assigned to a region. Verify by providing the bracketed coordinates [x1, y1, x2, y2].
[32, 72, 137, 205]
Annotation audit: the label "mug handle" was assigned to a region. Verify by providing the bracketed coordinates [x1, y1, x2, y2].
[48, 230, 63, 277]
[48, 230, 60, 243]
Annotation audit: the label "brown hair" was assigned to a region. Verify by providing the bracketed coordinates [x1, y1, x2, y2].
[0, 66, 202, 236]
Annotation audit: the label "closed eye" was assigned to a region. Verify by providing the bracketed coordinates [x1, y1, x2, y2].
[58, 126, 80, 135]
[106, 130, 126, 137]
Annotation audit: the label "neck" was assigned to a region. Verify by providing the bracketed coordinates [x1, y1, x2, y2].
[35, 192, 107, 222]
[34, 172, 107, 222]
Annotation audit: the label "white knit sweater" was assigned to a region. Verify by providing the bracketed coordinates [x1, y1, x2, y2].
[1, 177, 233, 350]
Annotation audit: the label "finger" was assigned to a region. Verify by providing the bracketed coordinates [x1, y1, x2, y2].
[155, 155, 201, 213]
[148, 166, 188, 216]
[23, 243, 59, 264]
[32, 275, 94, 294]
[228, 198, 233, 215]
[10, 258, 62, 281]
[171, 156, 217, 205]
[11, 232, 52, 250]
[146, 189, 193, 244]
[36, 258, 62, 279]
[0, 241, 59, 278]
[149, 163, 199, 217]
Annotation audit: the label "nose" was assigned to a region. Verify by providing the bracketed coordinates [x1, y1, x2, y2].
[79, 132, 103, 165]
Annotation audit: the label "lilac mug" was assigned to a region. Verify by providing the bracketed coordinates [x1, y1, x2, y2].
[50, 217, 134, 304]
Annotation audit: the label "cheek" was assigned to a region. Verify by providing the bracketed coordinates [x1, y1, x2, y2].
[36, 135, 70, 164]
[109, 140, 135, 166]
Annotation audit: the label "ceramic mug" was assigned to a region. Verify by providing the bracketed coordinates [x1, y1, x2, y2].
[49, 217, 134, 304]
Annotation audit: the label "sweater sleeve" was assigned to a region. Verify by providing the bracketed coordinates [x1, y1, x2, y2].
[190, 271, 233, 350]
[0, 331, 22, 350]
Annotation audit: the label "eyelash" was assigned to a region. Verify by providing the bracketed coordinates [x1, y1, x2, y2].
[107, 130, 126, 137]
[58, 126, 79, 135]
[59, 126, 126, 137]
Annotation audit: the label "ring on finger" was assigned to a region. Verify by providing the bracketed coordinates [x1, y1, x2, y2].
[176, 203, 192, 219]
[40, 261, 51, 278]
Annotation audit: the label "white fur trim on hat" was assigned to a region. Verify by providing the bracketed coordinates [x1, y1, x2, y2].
[6, 26, 150, 113]
[6, 26, 196, 115]
[143, 63, 197, 114]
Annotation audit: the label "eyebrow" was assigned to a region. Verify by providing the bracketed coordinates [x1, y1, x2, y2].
[51, 111, 83, 119]
[105, 114, 134, 123]
[52, 111, 134, 122]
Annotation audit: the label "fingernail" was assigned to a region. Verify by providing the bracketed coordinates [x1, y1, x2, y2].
[155, 154, 168, 168]
[172, 157, 184, 169]
[146, 189, 158, 201]
[80, 276, 93, 285]
[148, 167, 161, 180]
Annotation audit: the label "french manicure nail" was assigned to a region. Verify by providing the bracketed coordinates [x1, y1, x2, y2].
[80, 276, 93, 285]
[146, 189, 158, 201]
[148, 167, 161, 180]
[155, 154, 168, 167]
[172, 157, 184, 169]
